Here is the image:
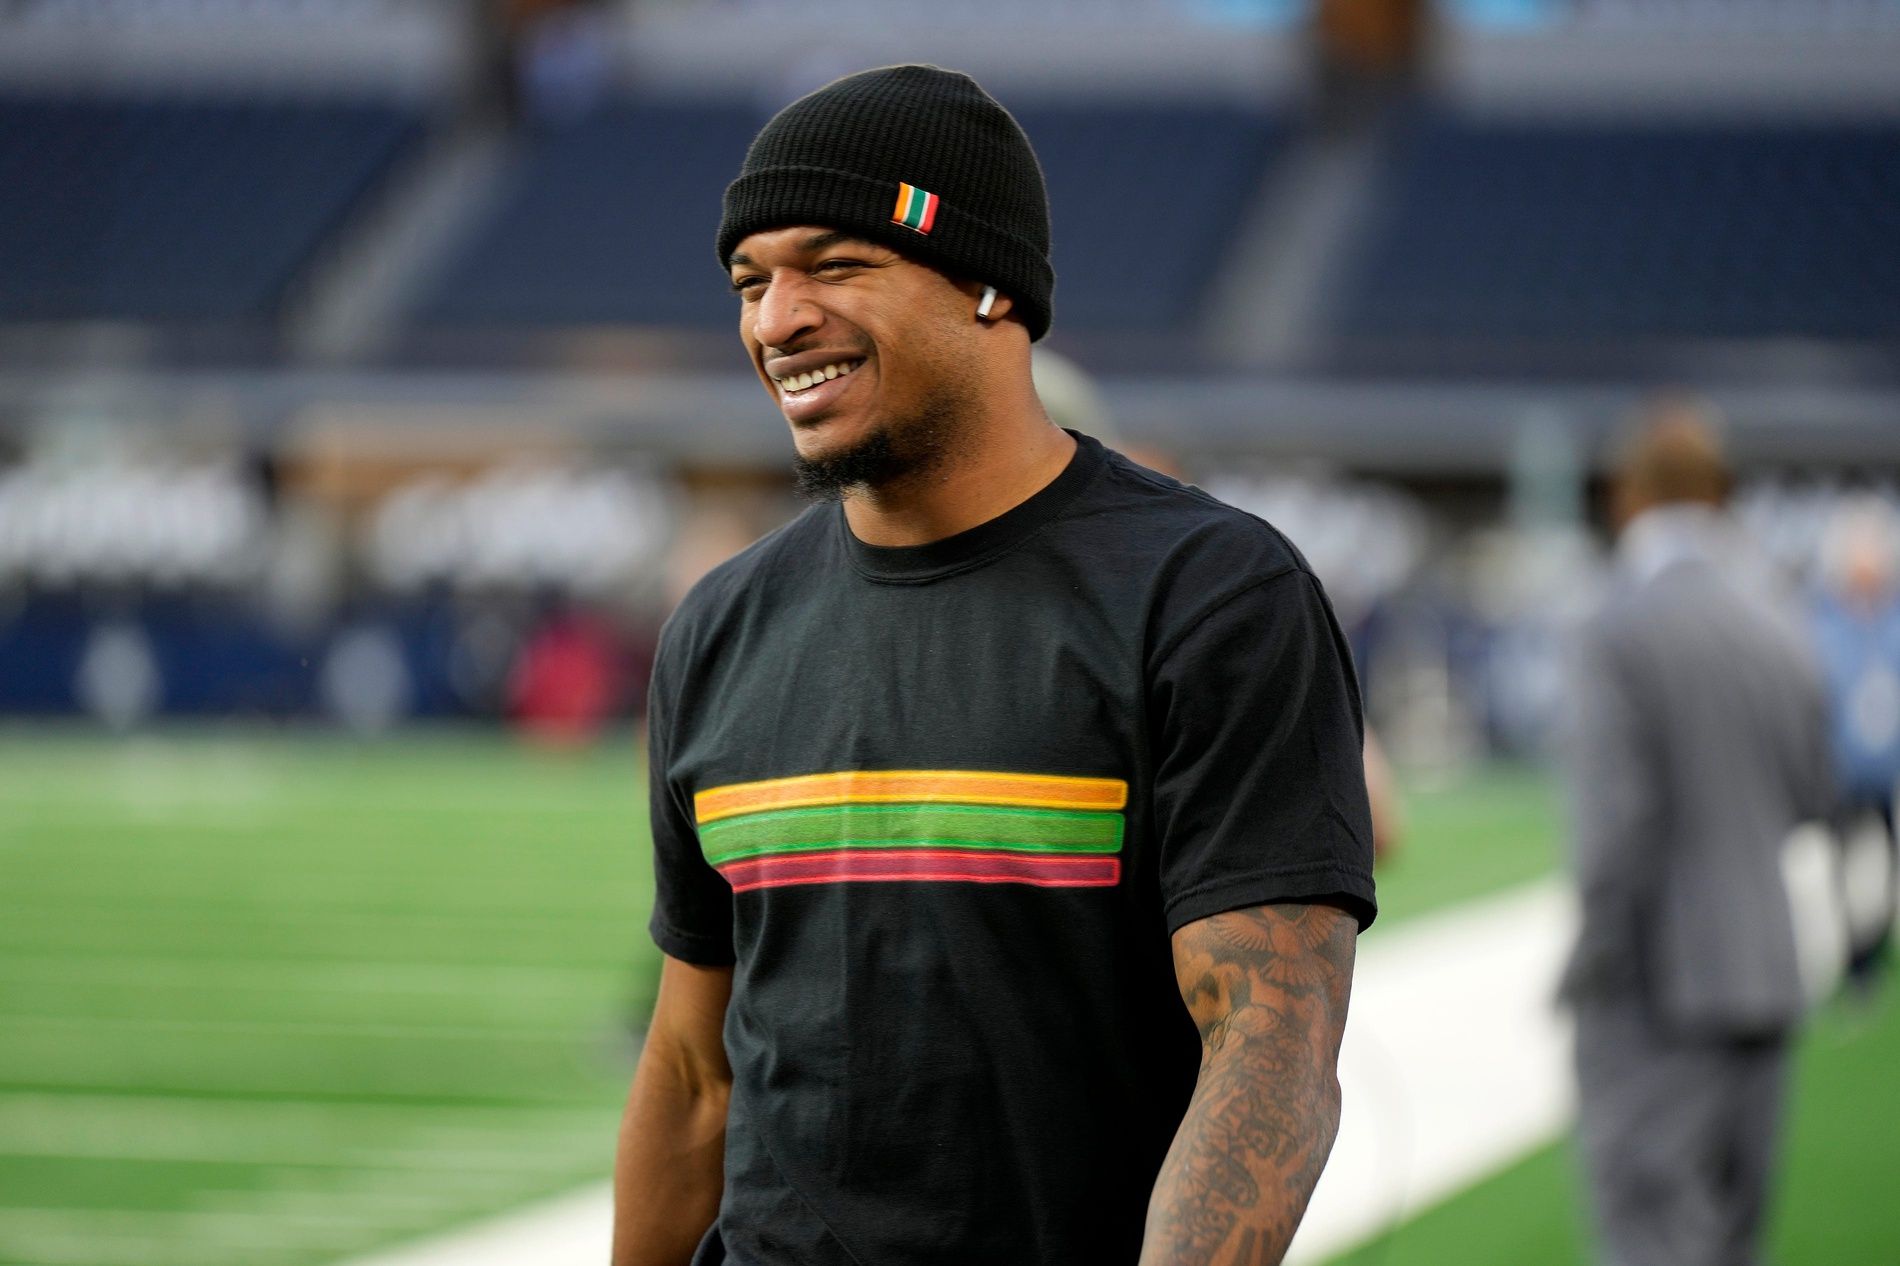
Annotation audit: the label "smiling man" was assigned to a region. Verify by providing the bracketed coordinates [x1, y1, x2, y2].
[613, 66, 1375, 1266]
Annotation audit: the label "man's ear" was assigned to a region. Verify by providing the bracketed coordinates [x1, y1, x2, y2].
[960, 279, 1015, 322]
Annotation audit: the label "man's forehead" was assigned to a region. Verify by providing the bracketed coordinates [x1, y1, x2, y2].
[727, 226, 886, 268]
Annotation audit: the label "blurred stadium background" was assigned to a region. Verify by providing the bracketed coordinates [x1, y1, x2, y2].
[1, 1, 1897, 1263]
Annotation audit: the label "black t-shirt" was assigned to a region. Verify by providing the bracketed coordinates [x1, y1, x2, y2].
[647, 433, 1375, 1265]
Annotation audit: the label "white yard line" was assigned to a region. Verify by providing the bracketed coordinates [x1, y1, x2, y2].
[332, 1183, 614, 1266]
[331, 880, 1577, 1266]
[1287, 878, 1575, 1263]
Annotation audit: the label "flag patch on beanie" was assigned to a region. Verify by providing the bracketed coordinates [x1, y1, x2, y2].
[892, 183, 940, 234]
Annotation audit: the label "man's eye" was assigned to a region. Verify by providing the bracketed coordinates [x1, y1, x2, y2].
[815, 258, 866, 275]
[729, 276, 765, 298]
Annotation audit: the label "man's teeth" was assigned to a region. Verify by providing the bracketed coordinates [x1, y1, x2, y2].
[778, 361, 859, 392]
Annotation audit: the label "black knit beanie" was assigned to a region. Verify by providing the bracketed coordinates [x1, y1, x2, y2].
[717, 65, 1055, 341]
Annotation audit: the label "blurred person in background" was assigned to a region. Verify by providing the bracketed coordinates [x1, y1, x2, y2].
[1560, 401, 1833, 1266]
[1313, 0, 1432, 130]
[615, 65, 1375, 1266]
[505, 597, 625, 746]
[475, 0, 614, 124]
[1811, 496, 1900, 997]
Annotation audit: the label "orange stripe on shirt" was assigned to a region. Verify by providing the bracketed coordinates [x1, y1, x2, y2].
[694, 769, 1129, 824]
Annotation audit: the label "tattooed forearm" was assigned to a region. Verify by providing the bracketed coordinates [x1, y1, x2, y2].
[1139, 903, 1357, 1266]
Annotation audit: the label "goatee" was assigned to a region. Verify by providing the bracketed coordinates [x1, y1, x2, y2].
[791, 407, 954, 503]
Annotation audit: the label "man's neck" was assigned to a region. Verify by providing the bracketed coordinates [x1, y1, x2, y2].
[1617, 500, 1727, 584]
[841, 414, 1077, 548]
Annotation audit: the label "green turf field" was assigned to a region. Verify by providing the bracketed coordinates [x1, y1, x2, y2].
[0, 733, 1557, 1265]
[1360, 763, 1563, 925]
[1329, 767, 1900, 1266]
[8, 733, 1882, 1266]
[1326, 993, 1900, 1265]
[0, 729, 655, 1266]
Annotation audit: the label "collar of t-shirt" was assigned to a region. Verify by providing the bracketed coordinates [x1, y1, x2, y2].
[838, 429, 1108, 584]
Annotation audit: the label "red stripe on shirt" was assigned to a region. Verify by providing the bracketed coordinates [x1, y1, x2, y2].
[718, 848, 1120, 892]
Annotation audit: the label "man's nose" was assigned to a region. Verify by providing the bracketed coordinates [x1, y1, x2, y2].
[753, 273, 821, 350]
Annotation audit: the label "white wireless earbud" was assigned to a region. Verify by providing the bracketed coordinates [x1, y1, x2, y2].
[976, 286, 998, 320]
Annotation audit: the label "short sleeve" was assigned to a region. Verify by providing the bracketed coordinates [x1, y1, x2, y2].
[644, 638, 736, 966]
[1149, 567, 1377, 933]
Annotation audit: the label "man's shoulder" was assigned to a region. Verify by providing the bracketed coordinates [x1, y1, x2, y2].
[1584, 569, 1703, 660]
[1071, 446, 1322, 642]
[661, 505, 832, 647]
[1083, 447, 1311, 579]
[1591, 559, 1814, 684]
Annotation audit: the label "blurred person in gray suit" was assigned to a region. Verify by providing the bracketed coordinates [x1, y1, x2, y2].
[1561, 401, 1833, 1266]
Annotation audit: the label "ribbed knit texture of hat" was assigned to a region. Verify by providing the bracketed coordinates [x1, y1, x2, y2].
[717, 65, 1055, 341]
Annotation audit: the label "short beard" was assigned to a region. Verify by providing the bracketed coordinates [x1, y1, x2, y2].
[790, 400, 958, 503]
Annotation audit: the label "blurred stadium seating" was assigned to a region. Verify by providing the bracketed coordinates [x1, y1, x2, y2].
[1334, 114, 1900, 343]
[0, 93, 423, 324]
[0, 0, 1895, 738]
[417, 100, 1287, 333]
[1024, 103, 1288, 331]
[415, 101, 763, 329]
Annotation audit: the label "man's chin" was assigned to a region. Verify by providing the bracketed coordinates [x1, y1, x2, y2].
[790, 425, 906, 502]
[788, 408, 857, 448]
[788, 393, 957, 503]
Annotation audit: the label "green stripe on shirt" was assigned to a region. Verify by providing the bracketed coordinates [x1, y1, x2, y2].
[700, 801, 1123, 865]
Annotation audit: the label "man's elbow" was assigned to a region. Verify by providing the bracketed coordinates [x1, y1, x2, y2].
[632, 1029, 733, 1131]
[1316, 1066, 1344, 1146]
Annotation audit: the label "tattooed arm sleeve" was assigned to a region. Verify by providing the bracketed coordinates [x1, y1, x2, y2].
[1139, 902, 1358, 1266]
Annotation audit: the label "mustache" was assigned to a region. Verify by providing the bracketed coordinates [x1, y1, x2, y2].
[766, 332, 875, 360]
